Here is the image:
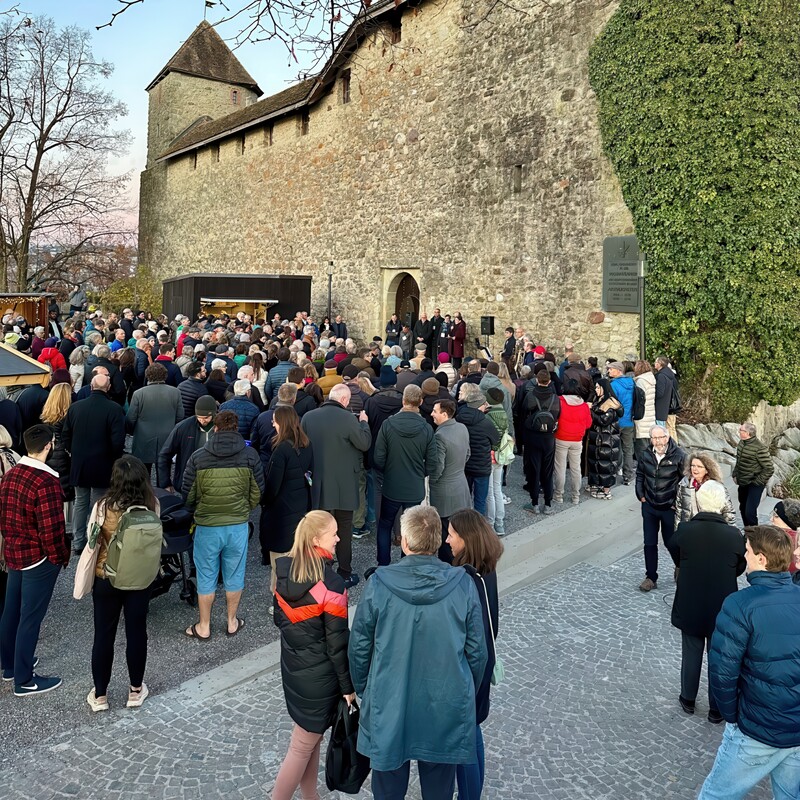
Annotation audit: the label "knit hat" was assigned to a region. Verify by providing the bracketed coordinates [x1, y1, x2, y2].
[44, 337, 58, 348]
[607, 361, 625, 373]
[3, 332, 20, 346]
[533, 346, 546, 356]
[400, 360, 411, 369]
[195, 395, 217, 417]
[342, 364, 360, 380]
[50, 369, 72, 387]
[485, 387, 505, 405]
[324, 359, 338, 370]
[467, 390, 487, 409]
[437, 352, 450, 364]
[379, 365, 397, 387]
[422, 378, 440, 396]
[774, 501, 800, 530]
[436, 372, 448, 389]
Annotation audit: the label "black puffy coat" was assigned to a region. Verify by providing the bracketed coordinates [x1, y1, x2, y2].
[260, 441, 313, 553]
[635, 438, 686, 507]
[250, 408, 278, 472]
[178, 377, 211, 419]
[456, 402, 501, 477]
[587, 398, 621, 489]
[363, 387, 403, 466]
[274, 554, 354, 734]
[205, 378, 228, 404]
[45, 418, 73, 501]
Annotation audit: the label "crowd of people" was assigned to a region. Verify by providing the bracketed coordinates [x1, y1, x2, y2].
[1, 300, 799, 799]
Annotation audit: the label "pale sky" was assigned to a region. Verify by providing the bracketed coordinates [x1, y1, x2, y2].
[13, 0, 312, 213]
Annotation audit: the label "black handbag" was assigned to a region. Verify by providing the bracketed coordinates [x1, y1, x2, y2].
[325, 698, 371, 794]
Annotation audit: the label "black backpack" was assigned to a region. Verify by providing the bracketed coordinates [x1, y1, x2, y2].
[525, 395, 558, 434]
[669, 378, 682, 415]
[632, 385, 646, 421]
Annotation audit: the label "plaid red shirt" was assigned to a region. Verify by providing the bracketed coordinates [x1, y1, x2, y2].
[0, 457, 69, 570]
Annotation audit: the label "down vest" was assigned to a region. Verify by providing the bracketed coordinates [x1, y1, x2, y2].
[181, 430, 263, 526]
[273, 552, 354, 734]
[709, 571, 800, 747]
[635, 438, 686, 507]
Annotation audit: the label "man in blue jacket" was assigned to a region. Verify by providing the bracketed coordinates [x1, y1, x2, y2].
[349, 504, 487, 799]
[699, 525, 800, 799]
[608, 361, 635, 485]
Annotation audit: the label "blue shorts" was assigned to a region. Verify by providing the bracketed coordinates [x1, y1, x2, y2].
[193, 523, 249, 595]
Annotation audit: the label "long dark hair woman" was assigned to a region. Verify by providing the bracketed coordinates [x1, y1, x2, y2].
[260, 406, 313, 589]
[86, 455, 159, 713]
[205, 367, 228, 403]
[117, 347, 136, 404]
[587, 378, 622, 500]
[446, 508, 504, 800]
[272, 510, 355, 800]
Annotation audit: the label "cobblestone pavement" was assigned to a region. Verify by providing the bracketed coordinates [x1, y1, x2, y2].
[0, 544, 772, 800]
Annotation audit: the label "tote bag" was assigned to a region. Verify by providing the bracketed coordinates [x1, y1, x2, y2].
[72, 502, 105, 600]
[325, 698, 371, 794]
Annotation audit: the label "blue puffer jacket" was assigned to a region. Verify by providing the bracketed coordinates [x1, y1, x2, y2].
[219, 396, 260, 439]
[610, 375, 635, 428]
[709, 571, 800, 747]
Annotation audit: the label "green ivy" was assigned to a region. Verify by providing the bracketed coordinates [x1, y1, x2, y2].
[102, 265, 163, 317]
[589, 0, 800, 420]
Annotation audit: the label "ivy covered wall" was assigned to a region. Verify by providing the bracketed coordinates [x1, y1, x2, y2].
[589, 0, 800, 419]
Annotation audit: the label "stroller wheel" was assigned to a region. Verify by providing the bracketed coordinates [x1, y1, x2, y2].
[181, 580, 198, 608]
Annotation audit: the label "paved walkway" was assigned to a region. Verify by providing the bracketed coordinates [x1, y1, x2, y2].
[0, 545, 771, 800]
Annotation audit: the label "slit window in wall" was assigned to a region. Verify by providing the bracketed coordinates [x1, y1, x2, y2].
[266, 123, 274, 145]
[342, 69, 351, 104]
[513, 164, 523, 194]
[213, 143, 220, 163]
[231, 89, 239, 105]
[300, 110, 309, 136]
[239, 134, 246, 154]
[191, 151, 197, 170]
[390, 17, 402, 43]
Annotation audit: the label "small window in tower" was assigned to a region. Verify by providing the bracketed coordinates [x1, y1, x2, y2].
[513, 164, 523, 194]
[265, 123, 274, 146]
[191, 151, 197, 170]
[300, 110, 309, 136]
[342, 70, 351, 104]
[239, 134, 245, 154]
[213, 143, 220, 163]
[231, 89, 239, 105]
[390, 17, 402, 43]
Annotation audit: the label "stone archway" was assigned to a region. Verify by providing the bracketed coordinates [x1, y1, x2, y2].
[393, 272, 420, 328]
[376, 268, 422, 341]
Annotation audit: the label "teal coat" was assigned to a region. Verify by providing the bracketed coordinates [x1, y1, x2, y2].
[348, 556, 487, 771]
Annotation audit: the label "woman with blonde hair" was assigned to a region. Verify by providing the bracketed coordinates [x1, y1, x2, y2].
[41, 382, 74, 504]
[357, 371, 376, 397]
[303, 362, 318, 385]
[68, 345, 91, 391]
[674, 452, 736, 529]
[272, 510, 355, 800]
[497, 361, 516, 401]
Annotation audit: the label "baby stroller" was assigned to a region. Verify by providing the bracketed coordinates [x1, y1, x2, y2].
[151, 488, 197, 607]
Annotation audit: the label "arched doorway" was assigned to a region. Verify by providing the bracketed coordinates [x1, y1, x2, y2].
[393, 272, 420, 329]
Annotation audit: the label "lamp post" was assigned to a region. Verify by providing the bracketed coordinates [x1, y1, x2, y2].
[327, 261, 333, 324]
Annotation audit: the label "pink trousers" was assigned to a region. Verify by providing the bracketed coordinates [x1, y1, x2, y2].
[272, 724, 324, 800]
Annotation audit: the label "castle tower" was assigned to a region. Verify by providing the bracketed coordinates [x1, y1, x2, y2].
[144, 20, 262, 167]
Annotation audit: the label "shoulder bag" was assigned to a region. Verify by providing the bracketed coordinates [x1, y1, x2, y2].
[479, 575, 505, 686]
[72, 502, 106, 600]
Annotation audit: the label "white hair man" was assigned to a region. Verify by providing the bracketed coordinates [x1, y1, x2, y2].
[219, 378, 259, 438]
[732, 422, 774, 526]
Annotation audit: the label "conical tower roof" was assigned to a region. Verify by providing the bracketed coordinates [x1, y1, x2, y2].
[146, 21, 262, 95]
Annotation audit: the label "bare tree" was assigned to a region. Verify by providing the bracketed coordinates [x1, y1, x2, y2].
[0, 16, 132, 292]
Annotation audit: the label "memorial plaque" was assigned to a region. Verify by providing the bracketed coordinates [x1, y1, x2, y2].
[602, 235, 641, 313]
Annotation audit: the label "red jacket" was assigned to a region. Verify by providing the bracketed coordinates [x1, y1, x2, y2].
[555, 396, 592, 442]
[0, 458, 69, 569]
[38, 347, 67, 372]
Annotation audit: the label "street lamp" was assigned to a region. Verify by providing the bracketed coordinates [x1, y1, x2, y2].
[327, 261, 334, 324]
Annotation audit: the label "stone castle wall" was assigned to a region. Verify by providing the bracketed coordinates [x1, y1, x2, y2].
[139, 0, 639, 358]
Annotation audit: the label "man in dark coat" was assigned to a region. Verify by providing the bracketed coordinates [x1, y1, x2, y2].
[385, 314, 401, 347]
[699, 525, 800, 797]
[732, 422, 774, 526]
[398, 324, 413, 360]
[413, 313, 432, 356]
[301, 383, 371, 588]
[329, 315, 348, 341]
[520, 369, 560, 514]
[455, 384, 500, 515]
[61, 374, 125, 552]
[666, 480, 746, 722]
[635, 425, 687, 592]
[178, 362, 210, 418]
[429, 308, 444, 357]
[157, 395, 216, 496]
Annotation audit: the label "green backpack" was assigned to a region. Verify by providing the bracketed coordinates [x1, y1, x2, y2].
[104, 506, 164, 591]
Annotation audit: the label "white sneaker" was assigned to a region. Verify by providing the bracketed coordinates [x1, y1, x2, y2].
[126, 682, 149, 708]
[502, 494, 511, 505]
[87, 688, 109, 712]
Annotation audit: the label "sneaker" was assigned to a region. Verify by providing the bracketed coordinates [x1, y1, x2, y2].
[127, 683, 149, 708]
[553, 494, 563, 504]
[542, 505, 555, 516]
[503, 495, 512, 505]
[2, 656, 38, 682]
[351, 527, 371, 539]
[14, 674, 62, 697]
[678, 696, 696, 715]
[343, 573, 361, 589]
[623, 479, 631, 486]
[638, 578, 657, 592]
[494, 524, 505, 536]
[87, 688, 109, 712]
[708, 709, 724, 724]
[522, 502, 540, 515]
[572, 497, 580, 506]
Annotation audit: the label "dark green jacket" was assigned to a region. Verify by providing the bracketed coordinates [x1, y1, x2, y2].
[373, 409, 437, 503]
[733, 437, 774, 487]
[182, 430, 264, 526]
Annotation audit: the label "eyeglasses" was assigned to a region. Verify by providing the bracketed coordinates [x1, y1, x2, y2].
[651, 435, 668, 441]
